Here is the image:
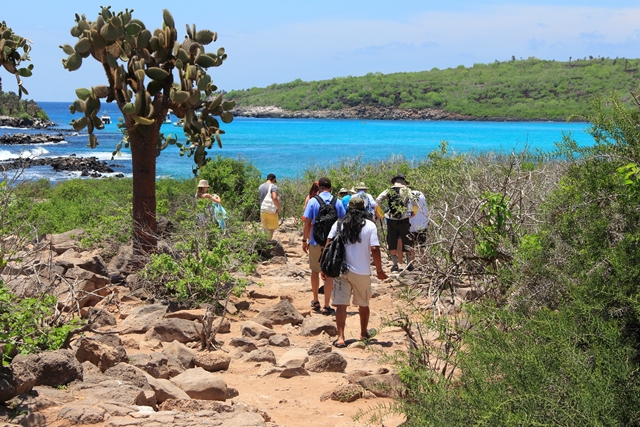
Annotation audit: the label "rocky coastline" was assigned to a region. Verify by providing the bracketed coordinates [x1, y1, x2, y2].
[0, 132, 65, 145]
[1, 155, 124, 178]
[231, 105, 550, 121]
[0, 115, 55, 129]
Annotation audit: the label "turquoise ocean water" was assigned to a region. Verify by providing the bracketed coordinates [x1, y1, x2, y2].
[0, 102, 594, 182]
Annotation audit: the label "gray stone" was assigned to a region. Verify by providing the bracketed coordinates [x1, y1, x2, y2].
[308, 341, 332, 355]
[11, 350, 82, 393]
[277, 348, 308, 369]
[358, 374, 404, 398]
[330, 384, 364, 402]
[169, 367, 227, 401]
[104, 363, 151, 390]
[279, 367, 310, 378]
[161, 341, 195, 370]
[268, 335, 290, 347]
[57, 403, 106, 425]
[130, 352, 185, 379]
[244, 349, 276, 365]
[86, 308, 117, 328]
[146, 318, 202, 343]
[300, 316, 338, 337]
[306, 353, 348, 373]
[241, 321, 276, 340]
[145, 374, 191, 403]
[92, 333, 122, 348]
[193, 351, 231, 372]
[73, 381, 153, 406]
[121, 304, 168, 334]
[253, 300, 304, 326]
[228, 337, 258, 353]
[75, 337, 128, 372]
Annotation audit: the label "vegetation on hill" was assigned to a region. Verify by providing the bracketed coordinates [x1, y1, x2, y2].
[0, 91, 49, 120]
[227, 57, 640, 120]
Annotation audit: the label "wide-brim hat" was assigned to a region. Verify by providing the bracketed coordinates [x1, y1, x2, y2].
[338, 187, 349, 194]
[354, 182, 368, 191]
[391, 173, 409, 185]
[348, 196, 365, 210]
[197, 179, 210, 188]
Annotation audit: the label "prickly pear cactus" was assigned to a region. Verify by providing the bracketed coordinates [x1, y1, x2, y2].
[0, 21, 34, 98]
[61, 7, 234, 164]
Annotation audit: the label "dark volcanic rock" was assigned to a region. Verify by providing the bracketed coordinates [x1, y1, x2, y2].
[0, 115, 54, 129]
[0, 132, 64, 145]
[0, 155, 122, 176]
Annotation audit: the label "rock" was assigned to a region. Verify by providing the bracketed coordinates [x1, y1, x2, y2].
[306, 353, 348, 373]
[161, 341, 195, 370]
[145, 374, 191, 403]
[146, 318, 202, 343]
[358, 373, 404, 398]
[244, 349, 276, 365]
[235, 300, 251, 311]
[11, 350, 82, 394]
[107, 244, 137, 276]
[57, 403, 107, 425]
[129, 352, 185, 379]
[300, 316, 338, 337]
[92, 333, 122, 348]
[80, 361, 109, 384]
[268, 335, 290, 347]
[279, 367, 310, 378]
[277, 348, 308, 369]
[254, 299, 304, 326]
[228, 337, 258, 353]
[194, 351, 231, 372]
[308, 341, 332, 355]
[57, 267, 111, 308]
[121, 304, 168, 333]
[0, 368, 16, 402]
[241, 321, 276, 340]
[344, 370, 372, 384]
[73, 381, 155, 406]
[158, 398, 233, 413]
[11, 412, 47, 427]
[169, 367, 227, 401]
[164, 309, 206, 321]
[60, 252, 109, 276]
[257, 239, 285, 259]
[103, 363, 151, 390]
[330, 384, 364, 402]
[75, 337, 128, 372]
[86, 308, 117, 328]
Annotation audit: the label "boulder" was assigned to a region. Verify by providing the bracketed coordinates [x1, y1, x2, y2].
[194, 351, 231, 372]
[279, 367, 310, 378]
[73, 380, 155, 406]
[300, 316, 338, 337]
[120, 304, 167, 334]
[330, 384, 364, 402]
[130, 352, 186, 379]
[75, 337, 128, 372]
[0, 368, 16, 402]
[92, 333, 122, 348]
[80, 361, 109, 384]
[59, 251, 109, 276]
[228, 337, 258, 353]
[308, 341, 332, 355]
[85, 308, 117, 328]
[145, 374, 191, 403]
[146, 318, 202, 343]
[57, 403, 106, 425]
[306, 353, 348, 373]
[161, 341, 195, 370]
[103, 363, 151, 390]
[358, 374, 404, 398]
[11, 350, 82, 394]
[244, 349, 276, 365]
[253, 300, 303, 326]
[277, 348, 309, 369]
[57, 267, 111, 308]
[241, 321, 276, 340]
[169, 367, 228, 401]
[268, 335, 290, 347]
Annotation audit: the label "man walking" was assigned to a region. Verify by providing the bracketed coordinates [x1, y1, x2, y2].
[326, 196, 388, 347]
[258, 173, 280, 238]
[302, 177, 346, 315]
[375, 173, 416, 272]
[353, 182, 377, 219]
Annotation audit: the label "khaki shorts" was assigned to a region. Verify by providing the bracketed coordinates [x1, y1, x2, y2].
[260, 212, 279, 231]
[332, 271, 371, 307]
[308, 243, 323, 273]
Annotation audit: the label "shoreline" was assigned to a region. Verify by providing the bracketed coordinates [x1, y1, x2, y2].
[231, 105, 581, 122]
[0, 115, 55, 129]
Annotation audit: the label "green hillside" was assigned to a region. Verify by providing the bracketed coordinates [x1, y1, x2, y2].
[227, 57, 640, 120]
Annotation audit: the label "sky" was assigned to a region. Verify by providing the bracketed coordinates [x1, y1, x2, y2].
[2, 0, 640, 102]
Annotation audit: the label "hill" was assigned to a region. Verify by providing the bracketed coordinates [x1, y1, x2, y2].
[0, 90, 51, 127]
[227, 57, 640, 121]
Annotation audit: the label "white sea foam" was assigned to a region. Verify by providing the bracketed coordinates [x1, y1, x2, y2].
[91, 151, 132, 161]
[0, 147, 50, 161]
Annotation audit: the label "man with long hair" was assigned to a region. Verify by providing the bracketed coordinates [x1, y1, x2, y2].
[325, 196, 388, 347]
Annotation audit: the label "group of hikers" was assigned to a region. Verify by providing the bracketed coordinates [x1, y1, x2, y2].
[258, 173, 428, 348]
[199, 172, 429, 348]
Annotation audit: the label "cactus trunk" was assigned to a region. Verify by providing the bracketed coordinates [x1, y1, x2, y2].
[129, 129, 158, 255]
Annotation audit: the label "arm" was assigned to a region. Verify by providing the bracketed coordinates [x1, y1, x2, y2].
[302, 217, 312, 254]
[272, 190, 280, 212]
[371, 246, 388, 280]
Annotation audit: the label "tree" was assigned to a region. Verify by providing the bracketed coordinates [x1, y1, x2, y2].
[0, 21, 33, 97]
[61, 7, 235, 254]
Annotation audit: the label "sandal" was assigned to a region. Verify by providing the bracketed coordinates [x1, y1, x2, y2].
[332, 339, 347, 348]
[321, 306, 335, 316]
[311, 300, 321, 312]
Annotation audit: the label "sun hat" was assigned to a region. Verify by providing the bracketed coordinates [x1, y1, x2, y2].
[338, 187, 349, 195]
[391, 173, 409, 185]
[197, 179, 210, 188]
[354, 182, 368, 191]
[348, 196, 365, 211]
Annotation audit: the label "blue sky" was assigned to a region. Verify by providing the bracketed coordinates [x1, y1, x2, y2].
[3, 0, 640, 101]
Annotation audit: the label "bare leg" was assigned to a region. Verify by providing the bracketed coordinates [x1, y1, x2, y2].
[311, 271, 320, 304]
[335, 305, 348, 345]
[359, 306, 370, 340]
[323, 278, 333, 308]
[396, 237, 403, 266]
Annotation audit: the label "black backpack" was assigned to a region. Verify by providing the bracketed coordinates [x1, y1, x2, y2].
[388, 187, 409, 219]
[320, 230, 346, 278]
[313, 195, 339, 246]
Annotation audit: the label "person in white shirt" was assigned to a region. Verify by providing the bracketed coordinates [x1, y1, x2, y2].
[325, 196, 388, 348]
[409, 190, 429, 258]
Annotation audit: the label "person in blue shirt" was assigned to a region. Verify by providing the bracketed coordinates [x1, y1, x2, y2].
[302, 177, 346, 315]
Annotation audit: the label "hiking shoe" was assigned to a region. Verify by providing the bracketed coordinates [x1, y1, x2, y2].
[321, 306, 335, 316]
[390, 265, 399, 272]
[311, 300, 321, 312]
[407, 264, 415, 272]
